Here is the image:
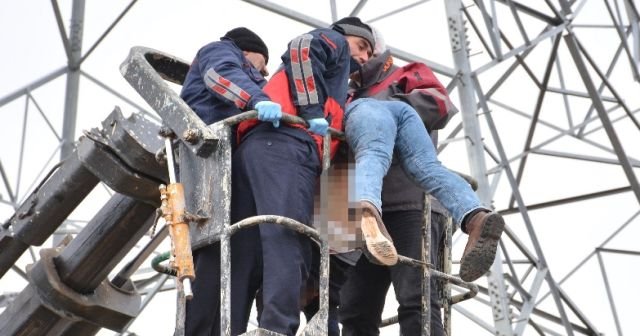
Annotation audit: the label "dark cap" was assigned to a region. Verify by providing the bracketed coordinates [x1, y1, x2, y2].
[222, 27, 269, 64]
[330, 17, 375, 52]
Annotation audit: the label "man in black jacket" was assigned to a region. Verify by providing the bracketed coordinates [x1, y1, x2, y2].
[338, 31, 457, 336]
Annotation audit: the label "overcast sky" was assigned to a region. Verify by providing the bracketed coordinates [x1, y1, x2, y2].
[1, 1, 639, 335]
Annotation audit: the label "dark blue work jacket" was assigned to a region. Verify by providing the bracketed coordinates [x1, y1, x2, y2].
[180, 38, 269, 125]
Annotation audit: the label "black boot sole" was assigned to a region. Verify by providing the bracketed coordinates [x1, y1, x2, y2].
[459, 213, 505, 282]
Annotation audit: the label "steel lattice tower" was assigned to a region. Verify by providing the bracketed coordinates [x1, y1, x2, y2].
[1, 1, 639, 335]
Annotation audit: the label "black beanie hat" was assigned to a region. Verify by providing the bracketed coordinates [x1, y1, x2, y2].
[222, 27, 269, 64]
[330, 17, 375, 52]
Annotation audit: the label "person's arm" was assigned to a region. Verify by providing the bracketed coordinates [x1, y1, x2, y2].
[393, 62, 458, 132]
[281, 29, 352, 121]
[198, 42, 271, 111]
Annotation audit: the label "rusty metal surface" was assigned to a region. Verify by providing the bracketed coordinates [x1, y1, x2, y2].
[77, 134, 161, 206]
[174, 278, 187, 336]
[442, 216, 454, 336]
[54, 194, 156, 292]
[227, 215, 321, 242]
[34, 249, 140, 329]
[0, 105, 174, 334]
[240, 328, 286, 336]
[59, 320, 104, 336]
[0, 154, 99, 277]
[400, 249, 478, 302]
[90, 106, 167, 183]
[0, 193, 156, 335]
[301, 244, 330, 336]
[421, 197, 432, 336]
[301, 303, 329, 336]
[161, 183, 195, 283]
[2, 107, 164, 278]
[112, 225, 169, 288]
[182, 123, 232, 250]
[310, 132, 331, 336]
[0, 233, 27, 277]
[120, 46, 217, 156]
[220, 231, 232, 335]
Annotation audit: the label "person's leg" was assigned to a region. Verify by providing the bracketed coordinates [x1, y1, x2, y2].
[373, 100, 486, 226]
[302, 252, 350, 336]
[339, 256, 391, 336]
[344, 98, 398, 265]
[238, 130, 319, 336]
[380, 99, 505, 282]
[228, 153, 265, 336]
[184, 152, 262, 336]
[344, 98, 397, 213]
[184, 243, 222, 336]
[383, 210, 444, 336]
[384, 210, 423, 335]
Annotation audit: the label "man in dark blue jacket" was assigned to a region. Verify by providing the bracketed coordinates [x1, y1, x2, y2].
[181, 27, 271, 124]
[180, 27, 281, 336]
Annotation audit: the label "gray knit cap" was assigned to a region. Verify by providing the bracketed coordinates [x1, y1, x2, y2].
[330, 17, 375, 52]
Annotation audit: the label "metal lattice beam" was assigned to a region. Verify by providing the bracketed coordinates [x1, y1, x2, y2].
[0, 1, 639, 335]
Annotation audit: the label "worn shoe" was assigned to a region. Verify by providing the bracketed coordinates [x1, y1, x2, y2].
[360, 201, 398, 266]
[459, 211, 505, 282]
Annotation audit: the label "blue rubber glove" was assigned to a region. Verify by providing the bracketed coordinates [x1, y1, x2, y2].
[255, 101, 282, 128]
[307, 118, 329, 136]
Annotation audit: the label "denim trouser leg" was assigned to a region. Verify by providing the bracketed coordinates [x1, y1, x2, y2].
[345, 99, 397, 214]
[345, 98, 486, 226]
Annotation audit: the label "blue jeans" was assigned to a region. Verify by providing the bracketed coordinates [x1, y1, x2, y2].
[345, 98, 486, 226]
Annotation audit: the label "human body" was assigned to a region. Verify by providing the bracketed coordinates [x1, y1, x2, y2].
[180, 27, 277, 336]
[338, 46, 454, 335]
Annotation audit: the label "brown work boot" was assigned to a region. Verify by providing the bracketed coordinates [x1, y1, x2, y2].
[360, 201, 398, 266]
[459, 211, 505, 282]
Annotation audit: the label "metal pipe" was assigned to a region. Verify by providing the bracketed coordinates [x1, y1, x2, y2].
[60, 0, 85, 160]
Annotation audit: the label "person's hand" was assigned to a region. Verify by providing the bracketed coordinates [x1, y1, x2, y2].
[255, 101, 282, 127]
[307, 118, 329, 136]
